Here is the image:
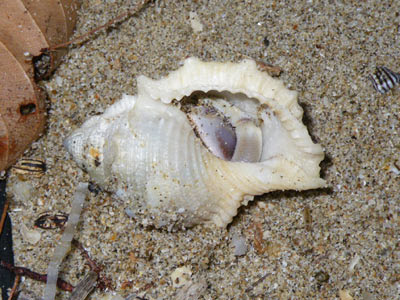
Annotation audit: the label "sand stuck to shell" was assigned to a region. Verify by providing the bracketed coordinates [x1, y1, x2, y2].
[64, 57, 325, 228]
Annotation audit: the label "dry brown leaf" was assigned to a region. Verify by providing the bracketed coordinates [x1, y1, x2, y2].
[0, 0, 79, 171]
[0, 40, 46, 170]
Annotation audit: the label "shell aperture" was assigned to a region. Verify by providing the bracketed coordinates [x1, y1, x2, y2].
[183, 95, 262, 162]
[64, 57, 326, 227]
[186, 102, 237, 161]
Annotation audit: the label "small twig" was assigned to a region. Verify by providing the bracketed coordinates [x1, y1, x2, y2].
[0, 260, 74, 292]
[245, 273, 270, 293]
[251, 222, 265, 255]
[47, 0, 152, 52]
[0, 199, 9, 236]
[7, 274, 20, 300]
[72, 239, 100, 273]
[72, 239, 113, 290]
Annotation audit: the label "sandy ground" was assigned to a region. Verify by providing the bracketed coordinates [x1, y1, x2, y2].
[6, 0, 399, 299]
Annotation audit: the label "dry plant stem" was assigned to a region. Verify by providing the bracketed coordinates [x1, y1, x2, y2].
[252, 222, 265, 255]
[245, 273, 269, 293]
[71, 239, 113, 290]
[0, 199, 9, 236]
[71, 239, 100, 273]
[48, 0, 152, 51]
[0, 260, 74, 292]
[7, 274, 20, 300]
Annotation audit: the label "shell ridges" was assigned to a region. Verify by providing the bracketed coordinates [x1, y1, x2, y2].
[65, 57, 326, 228]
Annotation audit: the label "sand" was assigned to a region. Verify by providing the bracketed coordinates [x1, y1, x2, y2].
[7, 0, 399, 299]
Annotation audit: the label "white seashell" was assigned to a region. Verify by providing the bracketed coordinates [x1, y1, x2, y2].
[64, 57, 326, 228]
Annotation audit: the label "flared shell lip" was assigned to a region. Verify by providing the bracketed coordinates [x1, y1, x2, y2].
[136, 57, 325, 175]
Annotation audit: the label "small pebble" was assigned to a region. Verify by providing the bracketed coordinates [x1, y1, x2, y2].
[232, 233, 248, 256]
[339, 290, 354, 300]
[176, 278, 207, 300]
[263, 36, 270, 47]
[361, 291, 375, 300]
[315, 271, 330, 283]
[20, 223, 41, 245]
[125, 208, 135, 218]
[348, 254, 360, 272]
[189, 12, 203, 33]
[88, 182, 101, 195]
[171, 266, 192, 288]
[10, 181, 34, 203]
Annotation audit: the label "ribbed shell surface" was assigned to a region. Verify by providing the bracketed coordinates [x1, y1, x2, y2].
[64, 58, 326, 227]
